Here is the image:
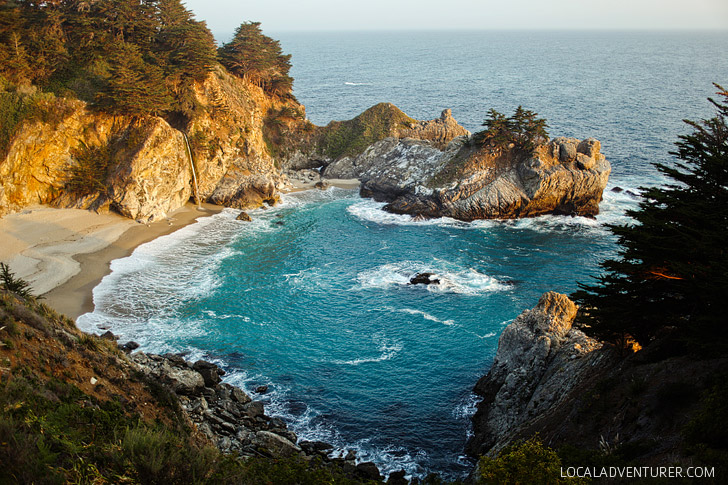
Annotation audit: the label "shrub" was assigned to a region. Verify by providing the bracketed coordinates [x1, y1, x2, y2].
[477, 437, 584, 484]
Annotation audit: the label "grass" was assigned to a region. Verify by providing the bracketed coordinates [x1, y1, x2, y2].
[320, 102, 416, 159]
[0, 80, 76, 159]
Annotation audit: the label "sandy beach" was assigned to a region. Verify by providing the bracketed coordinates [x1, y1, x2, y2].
[0, 179, 359, 321]
[1, 203, 222, 320]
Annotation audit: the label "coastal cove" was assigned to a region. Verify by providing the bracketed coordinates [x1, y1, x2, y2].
[1, 22, 728, 482]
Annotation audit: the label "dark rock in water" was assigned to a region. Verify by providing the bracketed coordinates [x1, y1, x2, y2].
[255, 385, 269, 394]
[193, 360, 225, 388]
[387, 470, 408, 485]
[356, 462, 382, 481]
[611, 186, 624, 193]
[119, 341, 140, 353]
[100, 330, 117, 341]
[275, 221, 284, 226]
[625, 190, 640, 198]
[344, 449, 357, 461]
[409, 272, 440, 285]
[300, 440, 335, 455]
[314, 180, 330, 190]
[236, 211, 252, 221]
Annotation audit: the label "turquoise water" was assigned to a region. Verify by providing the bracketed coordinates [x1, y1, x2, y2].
[78, 31, 728, 478]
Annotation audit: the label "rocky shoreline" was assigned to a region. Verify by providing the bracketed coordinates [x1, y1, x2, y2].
[122, 346, 391, 482]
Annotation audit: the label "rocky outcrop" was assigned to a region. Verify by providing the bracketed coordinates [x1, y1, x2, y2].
[288, 104, 470, 172]
[0, 66, 299, 222]
[131, 350, 384, 480]
[327, 135, 610, 221]
[466, 292, 603, 457]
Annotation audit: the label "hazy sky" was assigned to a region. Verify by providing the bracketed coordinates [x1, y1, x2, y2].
[183, 0, 728, 35]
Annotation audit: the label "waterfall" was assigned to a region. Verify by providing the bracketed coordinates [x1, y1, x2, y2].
[182, 133, 201, 208]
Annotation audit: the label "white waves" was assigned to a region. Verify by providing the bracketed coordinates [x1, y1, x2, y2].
[331, 333, 403, 366]
[355, 261, 510, 295]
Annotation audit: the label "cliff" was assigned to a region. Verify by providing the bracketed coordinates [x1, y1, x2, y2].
[0, 79, 469, 223]
[467, 292, 728, 470]
[325, 135, 610, 220]
[0, 67, 306, 222]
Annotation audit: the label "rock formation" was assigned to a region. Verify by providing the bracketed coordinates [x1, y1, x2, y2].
[466, 292, 603, 457]
[0, 79, 468, 223]
[325, 135, 610, 221]
[0, 67, 299, 222]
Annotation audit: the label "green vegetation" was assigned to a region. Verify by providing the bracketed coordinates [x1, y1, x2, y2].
[219, 21, 294, 97]
[472, 106, 549, 152]
[573, 84, 728, 354]
[0, 262, 34, 300]
[0, 81, 74, 156]
[65, 140, 112, 198]
[0, 0, 217, 118]
[320, 103, 416, 159]
[477, 437, 584, 484]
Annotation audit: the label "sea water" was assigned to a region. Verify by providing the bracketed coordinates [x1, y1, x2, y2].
[77, 31, 728, 478]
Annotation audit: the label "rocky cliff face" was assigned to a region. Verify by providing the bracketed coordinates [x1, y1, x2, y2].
[0, 67, 300, 222]
[0, 79, 469, 222]
[466, 292, 604, 457]
[326, 135, 610, 221]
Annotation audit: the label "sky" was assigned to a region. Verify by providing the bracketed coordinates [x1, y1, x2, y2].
[183, 0, 728, 35]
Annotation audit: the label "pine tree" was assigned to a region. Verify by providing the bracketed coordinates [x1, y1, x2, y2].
[574, 84, 728, 354]
[219, 21, 293, 96]
[94, 42, 172, 117]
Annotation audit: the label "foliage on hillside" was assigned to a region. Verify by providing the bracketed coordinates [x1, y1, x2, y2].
[219, 21, 294, 98]
[0, 0, 218, 119]
[478, 437, 585, 485]
[320, 103, 417, 159]
[573, 84, 728, 354]
[472, 106, 549, 152]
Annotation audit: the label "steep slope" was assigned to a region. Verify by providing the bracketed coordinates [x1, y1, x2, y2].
[0, 66, 304, 222]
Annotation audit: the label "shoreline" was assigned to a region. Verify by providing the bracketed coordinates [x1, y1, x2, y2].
[4, 180, 360, 322]
[44, 202, 223, 320]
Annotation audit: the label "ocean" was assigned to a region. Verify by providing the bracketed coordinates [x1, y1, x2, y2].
[77, 31, 728, 478]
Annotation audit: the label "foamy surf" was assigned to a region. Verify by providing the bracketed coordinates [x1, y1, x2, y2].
[331, 334, 403, 366]
[355, 262, 510, 295]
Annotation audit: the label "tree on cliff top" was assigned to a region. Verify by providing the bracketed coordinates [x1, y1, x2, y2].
[574, 84, 728, 354]
[219, 21, 293, 97]
[473, 106, 549, 152]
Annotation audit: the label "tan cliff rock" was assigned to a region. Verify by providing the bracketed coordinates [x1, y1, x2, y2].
[332, 134, 611, 220]
[0, 66, 301, 222]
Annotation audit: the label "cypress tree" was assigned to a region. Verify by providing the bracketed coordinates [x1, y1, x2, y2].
[573, 84, 728, 354]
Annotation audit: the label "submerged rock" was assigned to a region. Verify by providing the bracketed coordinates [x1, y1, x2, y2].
[409, 272, 441, 285]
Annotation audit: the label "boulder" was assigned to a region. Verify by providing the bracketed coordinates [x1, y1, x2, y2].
[253, 430, 302, 457]
[356, 462, 382, 481]
[165, 367, 205, 395]
[236, 211, 252, 221]
[193, 360, 225, 388]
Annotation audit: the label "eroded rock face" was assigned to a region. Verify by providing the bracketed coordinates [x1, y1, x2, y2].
[466, 292, 602, 457]
[333, 135, 610, 221]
